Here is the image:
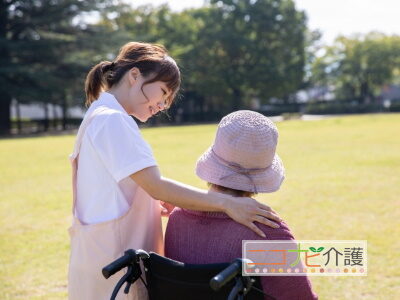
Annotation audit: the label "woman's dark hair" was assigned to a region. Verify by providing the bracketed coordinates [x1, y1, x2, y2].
[84, 42, 181, 107]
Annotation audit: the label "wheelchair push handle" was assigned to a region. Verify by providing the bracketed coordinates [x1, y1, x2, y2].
[210, 258, 243, 291]
[102, 249, 149, 279]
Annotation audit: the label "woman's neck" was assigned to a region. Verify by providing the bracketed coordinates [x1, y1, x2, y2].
[107, 83, 131, 114]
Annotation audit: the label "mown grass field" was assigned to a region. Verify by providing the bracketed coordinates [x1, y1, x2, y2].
[0, 113, 399, 299]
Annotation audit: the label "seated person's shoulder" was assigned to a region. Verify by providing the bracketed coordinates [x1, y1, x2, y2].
[255, 219, 296, 241]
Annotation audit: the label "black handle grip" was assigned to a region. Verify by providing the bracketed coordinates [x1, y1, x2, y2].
[210, 259, 242, 291]
[102, 250, 137, 279]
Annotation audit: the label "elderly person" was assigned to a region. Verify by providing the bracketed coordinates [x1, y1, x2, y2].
[165, 110, 318, 300]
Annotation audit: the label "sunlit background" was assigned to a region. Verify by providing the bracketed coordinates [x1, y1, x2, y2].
[0, 1, 399, 299]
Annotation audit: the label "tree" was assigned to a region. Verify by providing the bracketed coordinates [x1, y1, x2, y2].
[311, 33, 400, 103]
[183, 0, 307, 110]
[82, 0, 308, 122]
[0, 0, 117, 134]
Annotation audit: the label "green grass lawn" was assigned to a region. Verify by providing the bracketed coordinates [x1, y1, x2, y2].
[0, 113, 399, 299]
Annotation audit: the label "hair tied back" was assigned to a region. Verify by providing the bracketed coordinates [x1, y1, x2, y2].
[102, 61, 115, 73]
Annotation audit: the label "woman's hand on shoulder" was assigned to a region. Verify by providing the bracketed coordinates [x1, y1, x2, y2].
[224, 196, 281, 238]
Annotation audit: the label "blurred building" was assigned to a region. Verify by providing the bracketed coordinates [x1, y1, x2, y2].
[10, 100, 86, 120]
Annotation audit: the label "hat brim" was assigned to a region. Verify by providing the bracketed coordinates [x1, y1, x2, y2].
[195, 146, 285, 193]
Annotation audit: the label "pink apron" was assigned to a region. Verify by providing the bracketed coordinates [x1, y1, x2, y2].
[68, 107, 163, 300]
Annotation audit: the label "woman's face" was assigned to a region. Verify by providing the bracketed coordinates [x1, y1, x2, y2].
[127, 70, 171, 122]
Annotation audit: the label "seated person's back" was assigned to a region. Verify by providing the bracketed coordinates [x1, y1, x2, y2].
[165, 111, 318, 300]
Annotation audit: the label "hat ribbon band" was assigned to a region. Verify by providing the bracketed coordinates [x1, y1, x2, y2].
[211, 148, 268, 193]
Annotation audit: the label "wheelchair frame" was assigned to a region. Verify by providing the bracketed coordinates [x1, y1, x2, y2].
[103, 249, 270, 300]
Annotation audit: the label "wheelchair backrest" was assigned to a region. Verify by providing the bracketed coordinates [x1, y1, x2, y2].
[143, 252, 264, 300]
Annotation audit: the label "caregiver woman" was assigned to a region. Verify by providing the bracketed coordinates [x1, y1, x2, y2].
[68, 42, 281, 300]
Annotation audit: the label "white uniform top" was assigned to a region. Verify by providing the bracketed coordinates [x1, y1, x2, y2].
[75, 91, 157, 224]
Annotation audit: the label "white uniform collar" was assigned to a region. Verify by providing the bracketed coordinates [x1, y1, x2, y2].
[96, 91, 128, 115]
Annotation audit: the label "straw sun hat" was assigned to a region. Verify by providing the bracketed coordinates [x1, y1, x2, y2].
[196, 110, 285, 193]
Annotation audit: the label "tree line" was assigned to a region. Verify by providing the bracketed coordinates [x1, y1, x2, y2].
[1, 0, 399, 134]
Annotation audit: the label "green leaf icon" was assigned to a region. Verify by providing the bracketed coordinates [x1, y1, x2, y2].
[317, 247, 324, 252]
[309, 247, 317, 252]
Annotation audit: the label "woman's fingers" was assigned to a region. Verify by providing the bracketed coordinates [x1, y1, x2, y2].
[258, 202, 278, 214]
[160, 201, 174, 217]
[225, 196, 282, 237]
[246, 222, 266, 238]
[160, 201, 175, 213]
[245, 215, 280, 238]
[256, 208, 281, 223]
[253, 215, 280, 229]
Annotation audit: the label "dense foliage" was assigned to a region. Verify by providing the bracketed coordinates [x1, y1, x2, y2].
[1, 0, 399, 134]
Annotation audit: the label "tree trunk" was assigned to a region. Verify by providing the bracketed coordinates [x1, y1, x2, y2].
[232, 88, 242, 110]
[52, 103, 58, 130]
[360, 81, 370, 104]
[0, 2, 11, 135]
[16, 99, 22, 134]
[44, 102, 49, 132]
[62, 96, 68, 130]
[0, 93, 12, 135]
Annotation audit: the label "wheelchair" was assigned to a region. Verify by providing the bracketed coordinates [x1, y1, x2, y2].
[102, 249, 274, 300]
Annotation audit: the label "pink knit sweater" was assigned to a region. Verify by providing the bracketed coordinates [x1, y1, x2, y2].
[165, 208, 318, 300]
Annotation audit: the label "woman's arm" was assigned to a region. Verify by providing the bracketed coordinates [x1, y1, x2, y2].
[130, 166, 281, 238]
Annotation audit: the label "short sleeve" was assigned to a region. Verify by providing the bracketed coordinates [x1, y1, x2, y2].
[89, 112, 157, 182]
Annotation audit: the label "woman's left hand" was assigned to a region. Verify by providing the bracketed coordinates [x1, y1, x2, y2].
[224, 196, 282, 237]
[160, 201, 175, 217]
